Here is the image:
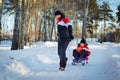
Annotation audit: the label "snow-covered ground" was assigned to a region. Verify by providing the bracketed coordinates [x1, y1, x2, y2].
[0, 40, 120, 80]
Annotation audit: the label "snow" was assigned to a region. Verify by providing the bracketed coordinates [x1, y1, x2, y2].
[6, 60, 31, 76]
[0, 40, 120, 80]
[116, 26, 120, 29]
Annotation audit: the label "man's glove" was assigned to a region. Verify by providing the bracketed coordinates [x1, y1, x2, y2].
[68, 25, 74, 40]
[70, 35, 74, 40]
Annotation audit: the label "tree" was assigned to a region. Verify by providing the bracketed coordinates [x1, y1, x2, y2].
[86, 0, 99, 38]
[3, 0, 108, 50]
[115, 4, 120, 42]
[99, 2, 113, 42]
[73, 22, 81, 38]
[19, 0, 25, 49]
[74, 0, 99, 40]
[116, 4, 120, 24]
[0, 0, 3, 44]
[11, 0, 20, 50]
[11, 0, 42, 49]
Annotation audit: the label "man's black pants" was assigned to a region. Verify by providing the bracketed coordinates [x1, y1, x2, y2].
[58, 41, 69, 68]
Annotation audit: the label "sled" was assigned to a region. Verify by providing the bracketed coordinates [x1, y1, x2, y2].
[72, 57, 88, 66]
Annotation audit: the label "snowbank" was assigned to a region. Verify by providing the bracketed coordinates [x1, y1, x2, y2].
[6, 60, 31, 76]
[0, 40, 120, 80]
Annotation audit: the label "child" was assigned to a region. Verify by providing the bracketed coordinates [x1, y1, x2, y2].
[72, 39, 91, 64]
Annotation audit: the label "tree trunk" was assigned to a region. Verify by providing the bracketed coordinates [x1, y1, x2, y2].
[38, 19, 42, 41]
[50, 18, 55, 41]
[82, 0, 95, 39]
[43, 11, 48, 42]
[44, 18, 47, 41]
[27, 15, 32, 48]
[0, 0, 3, 45]
[0, 23, 1, 45]
[34, 10, 40, 42]
[11, 0, 20, 50]
[23, 0, 29, 46]
[82, 0, 89, 39]
[29, 25, 32, 48]
[103, 15, 106, 42]
[82, 15, 87, 39]
[19, 0, 25, 49]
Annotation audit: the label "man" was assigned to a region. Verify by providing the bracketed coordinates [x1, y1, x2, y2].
[55, 10, 74, 71]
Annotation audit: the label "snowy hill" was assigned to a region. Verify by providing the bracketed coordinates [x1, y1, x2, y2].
[0, 40, 120, 80]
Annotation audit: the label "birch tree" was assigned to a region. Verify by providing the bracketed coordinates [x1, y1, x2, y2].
[11, 0, 20, 50]
[82, 0, 98, 39]
[19, 0, 25, 49]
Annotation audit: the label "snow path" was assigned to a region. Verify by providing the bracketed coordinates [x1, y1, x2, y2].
[0, 41, 120, 80]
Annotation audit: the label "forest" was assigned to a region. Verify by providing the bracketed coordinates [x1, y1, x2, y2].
[0, 0, 120, 50]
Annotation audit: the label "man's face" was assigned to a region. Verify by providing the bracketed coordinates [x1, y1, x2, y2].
[55, 15, 61, 19]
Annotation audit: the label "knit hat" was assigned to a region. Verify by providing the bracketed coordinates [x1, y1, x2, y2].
[80, 38, 86, 44]
[54, 10, 62, 16]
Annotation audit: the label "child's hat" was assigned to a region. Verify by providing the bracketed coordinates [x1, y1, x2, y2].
[80, 38, 86, 44]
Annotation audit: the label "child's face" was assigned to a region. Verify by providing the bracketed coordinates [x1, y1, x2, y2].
[80, 43, 85, 47]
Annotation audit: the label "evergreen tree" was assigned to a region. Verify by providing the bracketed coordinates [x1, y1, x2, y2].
[116, 4, 120, 24]
[99, 2, 113, 42]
